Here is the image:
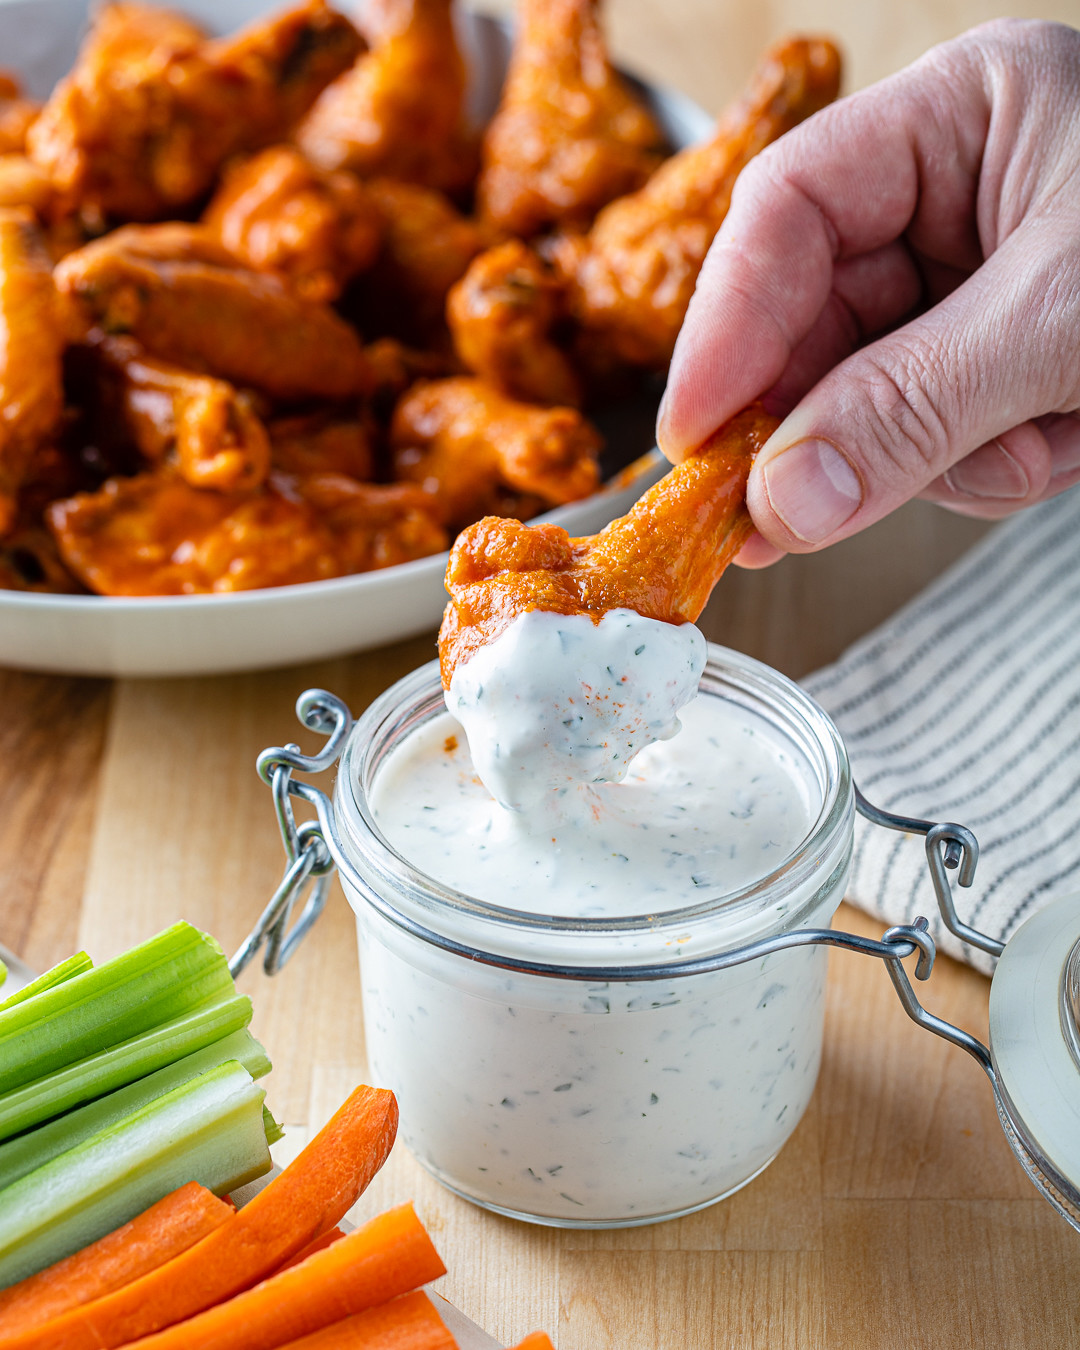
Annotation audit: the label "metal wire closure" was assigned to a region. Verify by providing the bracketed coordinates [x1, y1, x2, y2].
[236, 688, 998, 1084]
[229, 691, 352, 978]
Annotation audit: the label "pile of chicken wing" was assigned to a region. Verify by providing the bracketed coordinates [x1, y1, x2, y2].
[0, 0, 839, 596]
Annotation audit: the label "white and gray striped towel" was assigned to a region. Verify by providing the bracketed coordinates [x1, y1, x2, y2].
[801, 486, 1080, 974]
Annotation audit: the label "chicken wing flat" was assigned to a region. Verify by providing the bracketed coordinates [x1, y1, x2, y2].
[26, 1, 362, 224]
[203, 146, 381, 302]
[268, 409, 375, 480]
[447, 240, 582, 407]
[477, 0, 664, 237]
[564, 36, 841, 368]
[0, 74, 40, 156]
[295, 0, 473, 192]
[391, 376, 601, 531]
[439, 403, 776, 685]
[91, 336, 271, 492]
[0, 208, 66, 534]
[47, 468, 446, 594]
[351, 179, 490, 346]
[55, 224, 372, 400]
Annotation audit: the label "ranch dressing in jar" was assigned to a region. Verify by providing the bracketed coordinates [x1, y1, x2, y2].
[336, 639, 853, 1226]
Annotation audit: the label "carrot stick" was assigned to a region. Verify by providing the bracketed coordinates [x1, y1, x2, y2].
[274, 1229, 346, 1276]
[0, 1184, 231, 1332]
[271, 1291, 456, 1350]
[508, 1336, 556, 1349]
[115, 1204, 445, 1350]
[0, 1085, 399, 1350]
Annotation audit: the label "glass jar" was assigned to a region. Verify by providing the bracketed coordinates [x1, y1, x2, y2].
[330, 645, 853, 1228]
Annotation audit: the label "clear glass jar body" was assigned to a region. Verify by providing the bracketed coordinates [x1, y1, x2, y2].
[333, 646, 853, 1228]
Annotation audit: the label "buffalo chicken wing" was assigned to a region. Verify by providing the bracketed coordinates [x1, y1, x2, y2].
[563, 37, 841, 368]
[48, 468, 447, 594]
[26, 1, 362, 224]
[55, 223, 372, 400]
[477, 0, 664, 236]
[203, 146, 381, 302]
[0, 208, 66, 534]
[439, 403, 777, 684]
[392, 376, 601, 531]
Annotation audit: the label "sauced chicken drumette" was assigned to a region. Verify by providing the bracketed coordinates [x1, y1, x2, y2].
[0, 208, 67, 535]
[203, 146, 382, 303]
[447, 240, 582, 407]
[295, 0, 474, 193]
[54, 223, 372, 401]
[438, 403, 777, 686]
[477, 0, 664, 237]
[47, 469, 448, 595]
[560, 36, 841, 369]
[26, 0, 362, 225]
[391, 376, 602, 532]
[89, 335, 272, 492]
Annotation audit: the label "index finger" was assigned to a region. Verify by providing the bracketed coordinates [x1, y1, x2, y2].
[656, 38, 991, 461]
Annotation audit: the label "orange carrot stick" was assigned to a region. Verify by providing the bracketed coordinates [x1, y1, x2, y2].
[274, 1229, 346, 1276]
[508, 1336, 556, 1349]
[0, 1085, 399, 1350]
[270, 1291, 455, 1350]
[0, 1185, 231, 1332]
[116, 1205, 445, 1350]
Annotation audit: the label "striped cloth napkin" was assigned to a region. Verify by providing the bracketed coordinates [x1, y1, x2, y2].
[801, 485, 1080, 974]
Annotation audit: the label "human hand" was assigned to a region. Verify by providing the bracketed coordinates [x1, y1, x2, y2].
[657, 19, 1080, 567]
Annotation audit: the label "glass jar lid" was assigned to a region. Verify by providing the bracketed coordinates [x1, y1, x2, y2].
[989, 890, 1080, 1229]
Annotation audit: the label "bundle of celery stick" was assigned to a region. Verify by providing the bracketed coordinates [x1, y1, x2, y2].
[0, 922, 279, 1288]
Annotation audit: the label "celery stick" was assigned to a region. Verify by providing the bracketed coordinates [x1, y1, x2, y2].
[0, 992, 253, 1143]
[0, 1028, 271, 1190]
[0, 1060, 271, 1289]
[0, 922, 235, 1097]
[0, 952, 94, 1013]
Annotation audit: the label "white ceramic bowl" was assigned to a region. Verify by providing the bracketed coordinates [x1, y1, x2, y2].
[0, 1, 712, 677]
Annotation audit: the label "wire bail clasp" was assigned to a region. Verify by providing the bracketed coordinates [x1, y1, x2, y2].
[229, 691, 353, 978]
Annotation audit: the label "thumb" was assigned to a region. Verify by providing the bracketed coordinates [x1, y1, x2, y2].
[746, 226, 1080, 551]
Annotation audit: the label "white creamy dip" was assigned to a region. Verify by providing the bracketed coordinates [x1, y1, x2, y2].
[343, 634, 852, 1225]
[445, 609, 707, 812]
[373, 687, 814, 918]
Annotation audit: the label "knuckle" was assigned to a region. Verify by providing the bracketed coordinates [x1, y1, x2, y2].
[850, 337, 956, 479]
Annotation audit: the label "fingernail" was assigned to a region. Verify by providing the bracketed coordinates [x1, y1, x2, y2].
[761, 439, 862, 543]
[944, 441, 1029, 499]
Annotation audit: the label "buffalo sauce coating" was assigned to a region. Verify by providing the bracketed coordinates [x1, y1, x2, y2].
[438, 403, 778, 688]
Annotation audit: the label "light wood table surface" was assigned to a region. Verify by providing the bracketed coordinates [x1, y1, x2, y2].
[6, 0, 1080, 1345]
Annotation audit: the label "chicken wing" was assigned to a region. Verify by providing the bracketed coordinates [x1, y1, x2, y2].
[350, 178, 489, 347]
[477, 0, 664, 237]
[47, 468, 446, 594]
[0, 208, 66, 534]
[295, 0, 473, 192]
[90, 335, 271, 492]
[203, 146, 381, 302]
[447, 240, 582, 407]
[391, 376, 601, 531]
[26, 1, 362, 224]
[0, 74, 40, 156]
[55, 224, 372, 401]
[438, 403, 776, 685]
[563, 36, 841, 368]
